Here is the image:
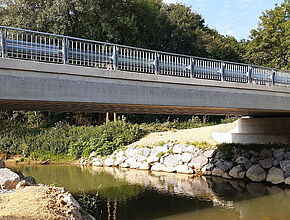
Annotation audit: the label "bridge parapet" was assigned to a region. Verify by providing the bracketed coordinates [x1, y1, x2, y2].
[0, 25, 289, 87]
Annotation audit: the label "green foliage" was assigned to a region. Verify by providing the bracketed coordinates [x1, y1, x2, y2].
[244, 1, 290, 69]
[0, 0, 245, 62]
[217, 143, 234, 161]
[0, 121, 145, 160]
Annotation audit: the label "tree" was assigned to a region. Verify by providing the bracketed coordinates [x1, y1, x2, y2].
[244, 0, 290, 69]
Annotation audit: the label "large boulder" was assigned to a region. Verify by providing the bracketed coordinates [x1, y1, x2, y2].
[246, 164, 267, 182]
[151, 163, 166, 172]
[273, 148, 284, 159]
[147, 155, 159, 164]
[280, 160, 290, 172]
[190, 155, 208, 171]
[114, 156, 127, 166]
[204, 149, 215, 158]
[104, 158, 114, 167]
[259, 149, 273, 158]
[23, 176, 37, 185]
[181, 153, 192, 163]
[172, 144, 187, 154]
[164, 155, 178, 167]
[259, 158, 274, 169]
[229, 165, 245, 179]
[92, 158, 104, 167]
[139, 162, 150, 170]
[266, 167, 284, 184]
[151, 146, 168, 157]
[0, 168, 21, 190]
[0, 159, 5, 168]
[285, 177, 290, 185]
[176, 165, 194, 174]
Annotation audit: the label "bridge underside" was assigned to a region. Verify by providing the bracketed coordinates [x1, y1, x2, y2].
[0, 58, 290, 117]
[1, 100, 290, 116]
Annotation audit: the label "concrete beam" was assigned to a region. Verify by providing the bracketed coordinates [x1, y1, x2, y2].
[0, 58, 290, 115]
[213, 117, 290, 144]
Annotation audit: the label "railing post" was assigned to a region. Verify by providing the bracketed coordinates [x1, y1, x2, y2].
[190, 58, 195, 78]
[112, 46, 118, 70]
[247, 65, 252, 84]
[220, 62, 225, 81]
[272, 69, 275, 86]
[62, 38, 68, 64]
[1, 30, 7, 58]
[154, 52, 159, 75]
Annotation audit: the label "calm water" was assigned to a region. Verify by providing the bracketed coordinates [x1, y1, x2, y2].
[8, 164, 290, 220]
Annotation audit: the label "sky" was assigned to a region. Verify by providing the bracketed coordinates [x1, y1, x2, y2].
[163, 0, 284, 40]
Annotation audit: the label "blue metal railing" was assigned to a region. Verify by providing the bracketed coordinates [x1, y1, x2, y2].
[0, 25, 289, 86]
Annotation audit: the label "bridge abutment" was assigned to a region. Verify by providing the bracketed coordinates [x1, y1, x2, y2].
[213, 117, 290, 144]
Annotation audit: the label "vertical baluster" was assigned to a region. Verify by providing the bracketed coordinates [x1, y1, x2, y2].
[154, 52, 159, 75]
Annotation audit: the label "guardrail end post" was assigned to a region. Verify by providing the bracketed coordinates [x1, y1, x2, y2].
[1, 30, 7, 58]
[247, 65, 252, 84]
[113, 46, 118, 70]
[154, 53, 159, 75]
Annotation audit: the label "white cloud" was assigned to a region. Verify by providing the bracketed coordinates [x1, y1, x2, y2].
[163, 0, 178, 4]
[226, 30, 233, 36]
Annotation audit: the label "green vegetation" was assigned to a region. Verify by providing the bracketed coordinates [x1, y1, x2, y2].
[0, 121, 145, 161]
[217, 143, 290, 161]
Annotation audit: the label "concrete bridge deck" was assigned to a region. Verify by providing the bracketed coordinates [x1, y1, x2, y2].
[0, 58, 290, 116]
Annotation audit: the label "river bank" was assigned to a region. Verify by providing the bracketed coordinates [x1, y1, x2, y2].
[82, 142, 290, 186]
[0, 160, 93, 220]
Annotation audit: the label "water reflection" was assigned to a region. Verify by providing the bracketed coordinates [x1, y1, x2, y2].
[9, 165, 290, 220]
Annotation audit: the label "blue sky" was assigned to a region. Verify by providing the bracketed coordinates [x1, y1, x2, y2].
[163, 0, 284, 40]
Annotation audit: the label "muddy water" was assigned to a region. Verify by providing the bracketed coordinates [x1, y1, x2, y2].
[9, 164, 290, 220]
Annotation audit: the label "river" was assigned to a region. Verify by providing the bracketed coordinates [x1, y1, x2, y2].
[8, 164, 290, 220]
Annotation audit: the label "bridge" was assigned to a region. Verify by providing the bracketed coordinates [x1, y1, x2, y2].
[0, 26, 289, 144]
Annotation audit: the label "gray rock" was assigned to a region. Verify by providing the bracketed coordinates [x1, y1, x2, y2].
[185, 145, 196, 153]
[163, 155, 178, 167]
[266, 167, 284, 184]
[130, 161, 141, 169]
[259, 158, 274, 169]
[280, 160, 290, 172]
[246, 164, 267, 182]
[151, 146, 168, 157]
[151, 163, 166, 172]
[89, 151, 97, 158]
[216, 161, 229, 172]
[0, 160, 5, 168]
[244, 160, 253, 170]
[62, 193, 81, 209]
[181, 153, 192, 163]
[104, 158, 114, 167]
[204, 163, 215, 171]
[190, 155, 208, 171]
[204, 149, 215, 158]
[260, 149, 272, 158]
[249, 150, 259, 157]
[23, 176, 37, 185]
[114, 156, 127, 166]
[202, 170, 212, 176]
[272, 159, 280, 167]
[176, 165, 194, 174]
[136, 155, 147, 162]
[16, 180, 33, 189]
[251, 156, 260, 164]
[147, 155, 159, 164]
[225, 161, 234, 170]
[285, 177, 290, 185]
[284, 152, 290, 160]
[194, 149, 203, 157]
[92, 158, 104, 167]
[284, 171, 290, 178]
[273, 148, 284, 159]
[212, 167, 226, 177]
[229, 165, 245, 179]
[139, 162, 150, 170]
[141, 148, 151, 157]
[172, 144, 187, 154]
[163, 166, 176, 173]
[0, 168, 21, 190]
[119, 162, 130, 168]
[235, 156, 250, 165]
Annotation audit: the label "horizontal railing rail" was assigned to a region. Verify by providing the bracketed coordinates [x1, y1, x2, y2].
[0, 25, 289, 87]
